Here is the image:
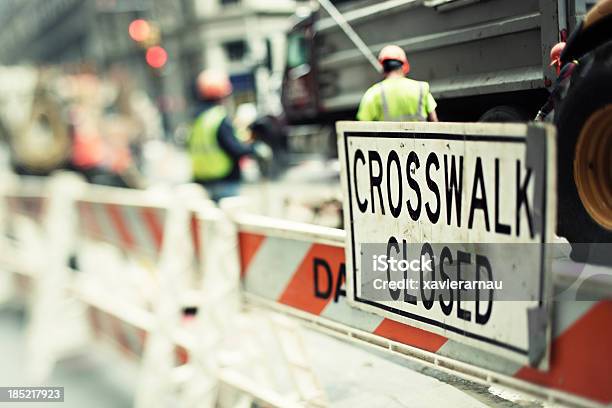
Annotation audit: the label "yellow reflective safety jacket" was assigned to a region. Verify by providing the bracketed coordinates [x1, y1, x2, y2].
[357, 77, 437, 122]
[188, 105, 233, 181]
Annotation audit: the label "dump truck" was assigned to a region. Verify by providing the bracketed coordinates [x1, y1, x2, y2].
[280, 0, 611, 260]
[282, 0, 597, 124]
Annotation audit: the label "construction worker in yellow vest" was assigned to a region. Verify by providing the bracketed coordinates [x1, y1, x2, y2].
[188, 69, 271, 201]
[357, 45, 439, 122]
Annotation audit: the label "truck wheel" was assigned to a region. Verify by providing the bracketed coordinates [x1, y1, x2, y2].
[478, 106, 528, 123]
[555, 42, 612, 264]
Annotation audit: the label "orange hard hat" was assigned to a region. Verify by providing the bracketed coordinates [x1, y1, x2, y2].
[378, 45, 410, 74]
[196, 70, 232, 100]
[549, 42, 566, 67]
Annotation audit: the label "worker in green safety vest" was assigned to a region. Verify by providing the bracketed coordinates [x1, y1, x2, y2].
[357, 45, 439, 122]
[188, 69, 271, 201]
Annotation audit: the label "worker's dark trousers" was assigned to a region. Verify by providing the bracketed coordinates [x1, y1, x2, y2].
[194, 179, 241, 203]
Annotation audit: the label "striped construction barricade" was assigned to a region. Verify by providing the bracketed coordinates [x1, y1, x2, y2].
[71, 184, 213, 408]
[233, 212, 611, 408]
[73, 184, 296, 408]
[0, 175, 156, 378]
[180, 200, 317, 408]
[0, 176, 302, 407]
[74, 187, 171, 315]
[0, 173, 91, 380]
[0, 175, 203, 399]
[74, 186, 165, 361]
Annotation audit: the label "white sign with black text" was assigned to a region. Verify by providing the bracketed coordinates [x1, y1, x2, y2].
[338, 121, 556, 365]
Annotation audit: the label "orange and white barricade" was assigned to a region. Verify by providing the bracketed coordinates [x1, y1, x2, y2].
[72, 185, 294, 407]
[231, 210, 611, 407]
[0, 173, 90, 380]
[71, 184, 214, 407]
[3, 173, 610, 407]
[0, 175, 204, 403]
[0, 175, 304, 407]
[175, 199, 323, 408]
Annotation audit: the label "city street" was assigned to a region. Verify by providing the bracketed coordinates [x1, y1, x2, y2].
[0, 0, 610, 407]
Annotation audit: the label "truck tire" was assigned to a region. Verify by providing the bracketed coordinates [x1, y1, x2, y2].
[478, 106, 528, 123]
[555, 41, 612, 264]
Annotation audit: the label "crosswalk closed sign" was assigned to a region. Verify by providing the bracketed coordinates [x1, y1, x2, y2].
[337, 121, 557, 366]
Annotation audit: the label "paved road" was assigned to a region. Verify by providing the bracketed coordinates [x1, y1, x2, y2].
[301, 328, 537, 408]
[0, 305, 540, 407]
[0, 307, 135, 408]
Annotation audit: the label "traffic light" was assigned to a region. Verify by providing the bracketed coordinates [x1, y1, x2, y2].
[128, 18, 160, 46]
[145, 46, 168, 69]
[128, 19, 151, 42]
[128, 19, 167, 70]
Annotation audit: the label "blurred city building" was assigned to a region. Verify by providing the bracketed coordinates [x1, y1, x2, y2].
[162, 0, 299, 115]
[0, 0, 301, 135]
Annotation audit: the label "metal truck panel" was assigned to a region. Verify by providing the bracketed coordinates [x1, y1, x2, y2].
[313, 0, 561, 114]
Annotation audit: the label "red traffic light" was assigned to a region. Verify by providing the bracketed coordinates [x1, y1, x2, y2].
[128, 19, 151, 42]
[145, 46, 168, 69]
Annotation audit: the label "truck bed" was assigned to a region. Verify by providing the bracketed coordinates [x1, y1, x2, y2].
[315, 0, 560, 113]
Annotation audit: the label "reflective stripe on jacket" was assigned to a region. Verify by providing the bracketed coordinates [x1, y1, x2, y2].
[188, 105, 233, 181]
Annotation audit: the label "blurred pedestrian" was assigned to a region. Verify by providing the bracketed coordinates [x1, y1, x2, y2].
[188, 70, 271, 202]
